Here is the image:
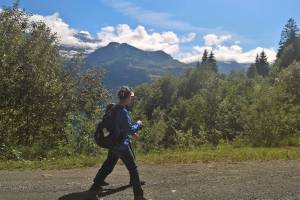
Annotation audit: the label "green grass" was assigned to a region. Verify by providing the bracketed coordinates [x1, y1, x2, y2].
[139, 145, 300, 164]
[1, 145, 300, 170]
[0, 154, 106, 170]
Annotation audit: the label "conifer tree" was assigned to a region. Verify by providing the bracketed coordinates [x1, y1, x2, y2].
[201, 49, 208, 64]
[277, 18, 299, 58]
[208, 51, 218, 73]
[256, 51, 269, 76]
[249, 52, 269, 77]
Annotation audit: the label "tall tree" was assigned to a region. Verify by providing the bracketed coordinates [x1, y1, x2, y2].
[208, 51, 218, 73]
[256, 51, 270, 76]
[277, 18, 299, 58]
[0, 7, 67, 146]
[277, 36, 300, 68]
[255, 54, 260, 67]
[201, 49, 208, 64]
[247, 52, 269, 77]
[0, 5, 108, 151]
[246, 55, 261, 78]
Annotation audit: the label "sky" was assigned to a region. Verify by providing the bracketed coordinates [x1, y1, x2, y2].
[1, 0, 299, 63]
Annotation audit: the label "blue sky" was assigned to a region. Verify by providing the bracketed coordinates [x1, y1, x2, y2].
[1, 0, 299, 63]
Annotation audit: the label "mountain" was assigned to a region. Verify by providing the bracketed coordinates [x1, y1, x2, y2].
[81, 42, 250, 89]
[85, 42, 190, 88]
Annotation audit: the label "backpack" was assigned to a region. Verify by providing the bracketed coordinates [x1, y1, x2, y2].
[94, 103, 121, 148]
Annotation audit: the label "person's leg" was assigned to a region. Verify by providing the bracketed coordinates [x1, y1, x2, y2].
[128, 142, 146, 186]
[119, 146, 144, 197]
[93, 150, 119, 186]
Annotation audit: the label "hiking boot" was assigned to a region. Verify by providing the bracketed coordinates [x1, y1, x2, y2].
[88, 183, 102, 193]
[99, 181, 109, 186]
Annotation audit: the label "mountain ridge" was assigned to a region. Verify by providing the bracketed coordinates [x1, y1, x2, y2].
[77, 42, 250, 88]
[84, 42, 189, 88]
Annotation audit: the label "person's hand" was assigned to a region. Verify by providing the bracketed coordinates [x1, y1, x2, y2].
[137, 120, 144, 129]
[132, 133, 140, 140]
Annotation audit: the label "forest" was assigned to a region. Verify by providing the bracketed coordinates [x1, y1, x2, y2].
[0, 4, 299, 160]
[133, 18, 300, 151]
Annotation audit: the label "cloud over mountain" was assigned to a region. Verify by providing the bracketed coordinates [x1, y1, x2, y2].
[96, 24, 181, 55]
[28, 12, 191, 55]
[178, 34, 276, 63]
[27, 12, 276, 64]
[29, 13, 99, 49]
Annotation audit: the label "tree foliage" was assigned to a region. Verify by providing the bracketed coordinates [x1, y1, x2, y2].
[133, 19, 300, 149]
[1, 5, 300, 159]
[276, 18, 300, 68]
[247, 51, 270, 77]
[277, 18, 299, 58]
[0, 5, 108, 158]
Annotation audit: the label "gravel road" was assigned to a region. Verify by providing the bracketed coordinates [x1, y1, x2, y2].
[0, 160, 300, 200]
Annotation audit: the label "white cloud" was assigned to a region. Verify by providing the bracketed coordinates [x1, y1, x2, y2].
[181, 32, 196, 43]
[96, 24, 180, 54]
[27, 12, 276, 64]
[29, 13, 99, 49]
[78, 31, 93, 40]
[28, 12, 182, 55]
[179, 34, 276, 64]
[203, 34, 232, 46]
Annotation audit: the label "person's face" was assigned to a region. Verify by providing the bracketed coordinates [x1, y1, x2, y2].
[124, 95, 132, 105]
[125, 95, 136, 111]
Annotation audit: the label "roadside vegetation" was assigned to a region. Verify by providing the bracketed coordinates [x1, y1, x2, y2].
[0, 3, 300, 169]
[1, 145, 300, 170]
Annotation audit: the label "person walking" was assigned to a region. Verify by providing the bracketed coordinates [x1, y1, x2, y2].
[89, 86, 148, 200]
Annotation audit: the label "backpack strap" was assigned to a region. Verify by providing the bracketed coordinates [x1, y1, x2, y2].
[105, 103, 116, 113]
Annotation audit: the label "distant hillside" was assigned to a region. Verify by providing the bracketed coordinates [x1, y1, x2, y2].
[189, 61, 250, 74]
[64, 42, 252, 88]
[84, 42, 190, 88]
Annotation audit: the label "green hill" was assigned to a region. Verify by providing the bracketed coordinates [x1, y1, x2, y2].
[85, 42, 189, 88]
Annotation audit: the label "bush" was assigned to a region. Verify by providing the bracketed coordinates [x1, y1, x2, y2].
[241, 63, 300, 146]
[0, 5, 108, 158]
[0, 144, 22, 160]
[137, 118, 167, 152]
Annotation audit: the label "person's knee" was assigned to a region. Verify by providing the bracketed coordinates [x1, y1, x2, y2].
[105, 166, 114, 173]
[101, 159, 112, 169]
[103, 155, 118, 166]
[101, 159, 117, 172]
[128, 164, 138, 174]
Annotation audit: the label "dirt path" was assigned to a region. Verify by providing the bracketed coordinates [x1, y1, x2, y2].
[0, 160, 300, 200]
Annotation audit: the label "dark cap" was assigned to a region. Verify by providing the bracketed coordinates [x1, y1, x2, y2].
[118, 86, 133, 100]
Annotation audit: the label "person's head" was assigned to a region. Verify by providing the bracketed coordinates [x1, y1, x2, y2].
[117, 86, 134, 106]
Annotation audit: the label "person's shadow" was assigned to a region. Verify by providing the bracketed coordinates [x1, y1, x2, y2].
[58, 184, 131, 200]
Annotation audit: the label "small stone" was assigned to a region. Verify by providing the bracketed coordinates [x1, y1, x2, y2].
[41, 174, 52, 178]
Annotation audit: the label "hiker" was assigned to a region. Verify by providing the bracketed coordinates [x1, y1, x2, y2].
[89, 86, 147, 200]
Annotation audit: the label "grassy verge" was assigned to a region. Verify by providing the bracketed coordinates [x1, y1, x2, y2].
[139, 145, 300, 164]
[1, 145, 300, 170]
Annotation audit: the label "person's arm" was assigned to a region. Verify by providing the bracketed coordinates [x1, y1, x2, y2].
[119, 109, 141, 136]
